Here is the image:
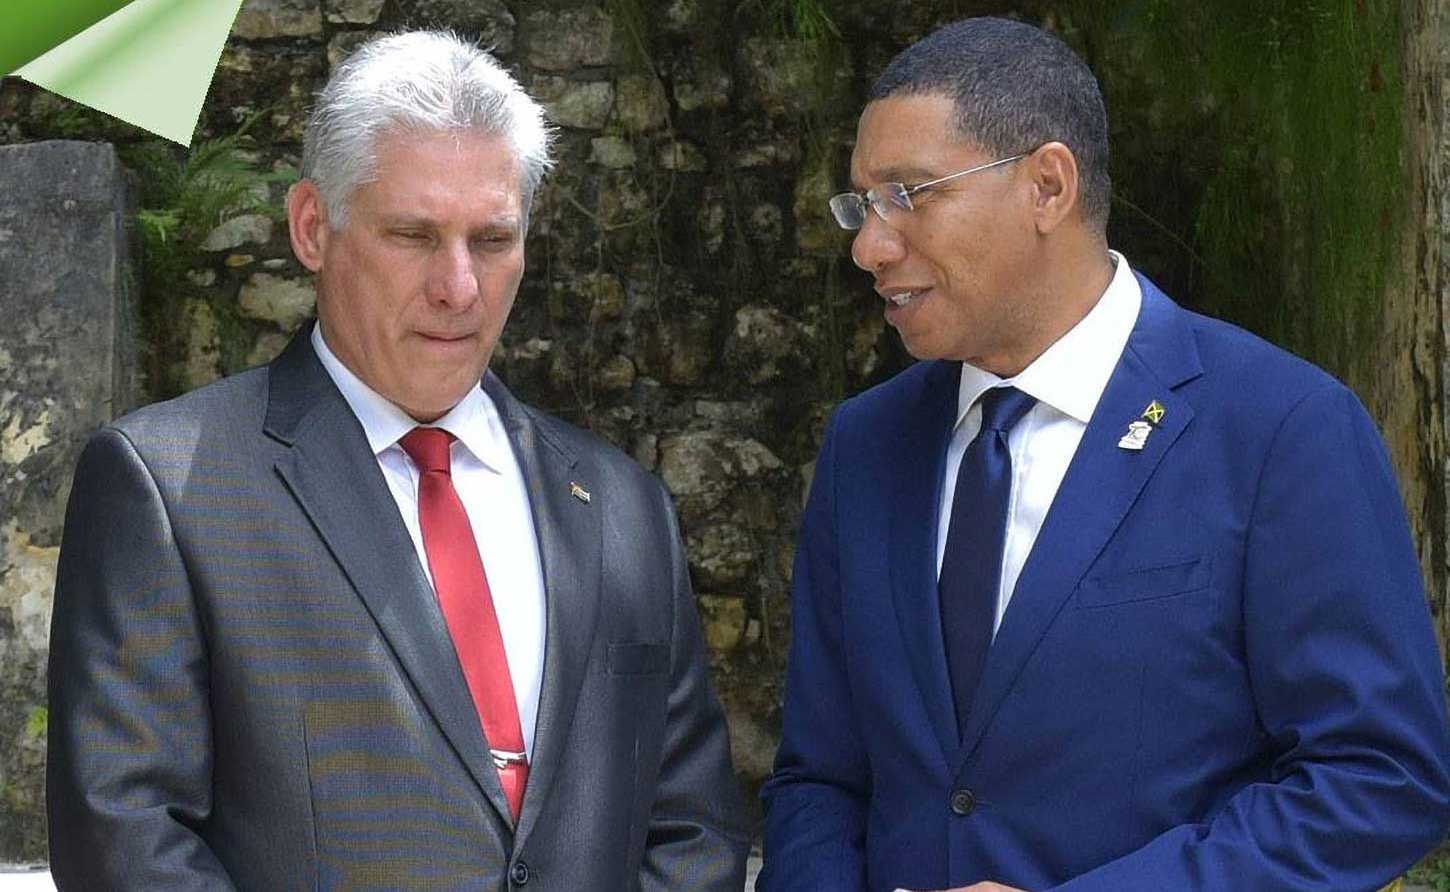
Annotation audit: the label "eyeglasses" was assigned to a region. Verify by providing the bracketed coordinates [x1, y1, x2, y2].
[827, 153, 1028, 230]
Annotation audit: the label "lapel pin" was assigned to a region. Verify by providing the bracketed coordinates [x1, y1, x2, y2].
[570, 482, 592, 504]
[1117, 420, 1153, 451]
[1118, 400, 1166, 452]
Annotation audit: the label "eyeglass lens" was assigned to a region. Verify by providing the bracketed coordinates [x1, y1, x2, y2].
[829, 184, 914, 230]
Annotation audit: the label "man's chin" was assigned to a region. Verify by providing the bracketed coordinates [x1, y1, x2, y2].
[898, 335, 950, 363]
[393, 377, 483, 423]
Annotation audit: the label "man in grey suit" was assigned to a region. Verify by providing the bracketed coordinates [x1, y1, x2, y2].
[47, 31, 748, 890]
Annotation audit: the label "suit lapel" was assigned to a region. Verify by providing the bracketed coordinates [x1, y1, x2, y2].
[483, 375, 603, 851]
[957, 279, 1204, 764]
[264, 328, 513, 824]
[888, 360, 964, 763]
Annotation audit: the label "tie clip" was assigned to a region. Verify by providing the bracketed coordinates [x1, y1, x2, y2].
[491, 748, 528, 769]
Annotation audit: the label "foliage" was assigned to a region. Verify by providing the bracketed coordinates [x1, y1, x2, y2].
[123, 120, 289, 257]
[1410, 856, 1450, 892]
[756, 0, 841, 44]
[748, 0, 844, 79]
[1077, 0, 1404, 379]
[39, 101, 102, 138]
[116, 117, 293, 399]
[26, 91, 139, 142]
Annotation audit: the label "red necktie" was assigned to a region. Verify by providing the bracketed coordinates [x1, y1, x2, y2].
[400, 427, 528, 820]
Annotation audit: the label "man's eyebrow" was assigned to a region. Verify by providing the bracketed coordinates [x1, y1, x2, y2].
[379, 214, 522, 230]
[877, 166, 939, 184]
[478, 215, 523, 231]
[850, 166, 941, 191]
[380, 214, 434, 228]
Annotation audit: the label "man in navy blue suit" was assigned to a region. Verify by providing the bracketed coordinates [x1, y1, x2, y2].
[759, 17, 1450, 892]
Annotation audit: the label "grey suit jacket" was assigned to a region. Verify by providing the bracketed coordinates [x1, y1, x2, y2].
[47, 327, 749, 890]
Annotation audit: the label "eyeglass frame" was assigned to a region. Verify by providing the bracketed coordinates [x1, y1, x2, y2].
[828, 152, 1030, 231]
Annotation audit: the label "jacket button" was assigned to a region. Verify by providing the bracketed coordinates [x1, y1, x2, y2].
[950, 789, 976, 815]
[510, 860, 530, 886]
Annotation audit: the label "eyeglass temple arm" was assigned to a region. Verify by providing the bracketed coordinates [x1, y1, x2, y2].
[905, 153, 1028, 197]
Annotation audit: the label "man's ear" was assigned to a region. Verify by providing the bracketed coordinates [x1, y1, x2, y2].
[287, 180, 330, 272]
[1026, 142, 1081, 236]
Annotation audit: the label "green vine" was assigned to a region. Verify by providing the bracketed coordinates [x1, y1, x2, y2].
[604, 0, 655, 73]
[754, 0, 841, 43]
[743, 0, 854, 399]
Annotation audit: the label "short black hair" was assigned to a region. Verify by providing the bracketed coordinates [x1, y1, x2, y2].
[870, 17, 1111, 230]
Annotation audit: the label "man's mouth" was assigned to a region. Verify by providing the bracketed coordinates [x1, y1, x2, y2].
[883, 288, 929, 307]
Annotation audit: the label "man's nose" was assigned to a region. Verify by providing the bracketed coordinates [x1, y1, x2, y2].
[850, 213, 907, 272]
[427, 240, 479, 306]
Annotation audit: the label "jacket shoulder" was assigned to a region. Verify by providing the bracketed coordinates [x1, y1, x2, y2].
[1133, 276, 1355, 423]
[836, 360, 948, 427]
[1176, 305, 1353, 415]
[105, 367, 270, 452]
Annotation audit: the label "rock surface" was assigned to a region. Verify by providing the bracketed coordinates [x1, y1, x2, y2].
[0, 142, 139, 861]
[239, 273, 316, 330]
[232, 0, 324, 39]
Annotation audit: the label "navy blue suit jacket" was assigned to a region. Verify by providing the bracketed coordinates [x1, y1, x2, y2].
[759, 276, 1450, 891]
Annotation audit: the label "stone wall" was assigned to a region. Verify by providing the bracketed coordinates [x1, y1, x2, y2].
[0, 0, 1443, 863]
[0, 142, 138, 859]
[0, 2, 883, 854]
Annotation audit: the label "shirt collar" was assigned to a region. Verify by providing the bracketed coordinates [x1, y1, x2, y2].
[310, 323, 512, 473]
[957, 250, 1142, 427]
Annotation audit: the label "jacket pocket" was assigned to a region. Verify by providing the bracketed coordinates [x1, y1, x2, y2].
[607, 641, 670, 676]
[1076, 555, 1210, 608]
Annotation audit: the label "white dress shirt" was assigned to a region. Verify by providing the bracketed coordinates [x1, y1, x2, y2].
[312, 325, 546, 760]
[936, 251, 1142, 635]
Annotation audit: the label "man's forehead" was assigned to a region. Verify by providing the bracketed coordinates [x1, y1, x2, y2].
[849, 95, 972, 186]
[357, 172, 522, 211]
[372, 129, 519, 171]
[359, 131, 523, 203]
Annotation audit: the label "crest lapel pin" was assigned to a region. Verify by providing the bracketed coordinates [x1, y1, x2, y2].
[1118, 400, 1166, 452]
[570, 482, 592, 504]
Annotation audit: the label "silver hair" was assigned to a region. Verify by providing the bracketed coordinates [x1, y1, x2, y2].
[301, 30, 553, 229]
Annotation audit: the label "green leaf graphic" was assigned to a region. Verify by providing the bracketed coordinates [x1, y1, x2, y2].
[3, 0, 244, 146]
[0, 0, 132, 75]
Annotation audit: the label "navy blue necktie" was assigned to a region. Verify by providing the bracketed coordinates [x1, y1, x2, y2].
[939, 386, 1036, 739]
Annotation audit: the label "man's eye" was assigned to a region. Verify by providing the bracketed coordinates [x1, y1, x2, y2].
[475, 233, 518, 249]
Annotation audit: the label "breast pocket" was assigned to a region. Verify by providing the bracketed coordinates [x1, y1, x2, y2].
[607, 641, 670, 676]
[1076, 555, 1210, 608]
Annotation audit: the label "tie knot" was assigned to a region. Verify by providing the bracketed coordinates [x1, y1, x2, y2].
[977, 386, 1036, 434]
[400, 426, 456, 474]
